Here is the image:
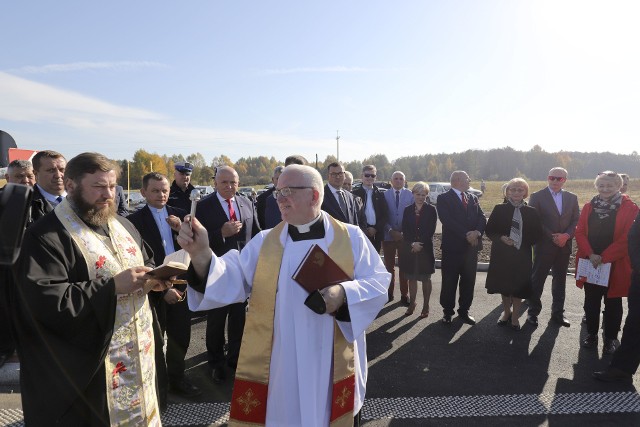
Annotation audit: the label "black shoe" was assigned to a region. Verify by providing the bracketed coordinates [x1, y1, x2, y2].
[582, 314, 587, 324]
[459, 314, 476, 325]
[497, 314, 512, 326]
[442, 315, 452, 324]
[603, 338, 620, 355]
[511, 322, 521, 331]
[211, 366, 226, 384]
[387, 294, 395, 303]
[170, 378, 202, 398]
[583, 334, 598, 349]
[552, 314, 570, 327]
[593, 367, 632, 382]
[527, 315, 538, 326]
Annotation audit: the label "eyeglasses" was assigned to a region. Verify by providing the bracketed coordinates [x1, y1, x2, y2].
[598, 171, 618, 177]
[273, 186, 313, 199]
[363, 173, 376, 178]
[547, 176, 566, 182]
[329, 172, 345, 177]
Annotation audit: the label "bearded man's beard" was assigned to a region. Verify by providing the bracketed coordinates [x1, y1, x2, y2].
[70, 186, 117, 226]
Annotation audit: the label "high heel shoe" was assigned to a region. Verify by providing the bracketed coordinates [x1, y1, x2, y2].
[405, 303, 416, 316]
[419, 309, 429, 319]
[497, 313, 512, 326]
[511, 321, 521, 331]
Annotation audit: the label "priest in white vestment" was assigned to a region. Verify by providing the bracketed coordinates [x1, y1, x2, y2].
[179, 165, 390, 427]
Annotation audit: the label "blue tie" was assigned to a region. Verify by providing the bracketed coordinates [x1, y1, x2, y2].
[56, 195, 63, 203]
[395, 191, 400, 209]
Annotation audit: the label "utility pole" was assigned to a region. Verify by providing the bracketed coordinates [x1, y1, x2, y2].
[336, 130, 340, 161]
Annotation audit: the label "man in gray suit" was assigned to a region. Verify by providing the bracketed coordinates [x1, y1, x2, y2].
[527, 167, 580, 327]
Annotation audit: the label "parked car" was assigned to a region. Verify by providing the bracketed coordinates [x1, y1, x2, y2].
[351, 181, 391, 192]
[124, 191, 146, 211]
[194, 185, 215, 197]
[428, 182, 482, 205]
[238, 186, 255, 198]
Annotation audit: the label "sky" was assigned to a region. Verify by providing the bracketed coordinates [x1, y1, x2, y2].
[1, 0, 639, 164]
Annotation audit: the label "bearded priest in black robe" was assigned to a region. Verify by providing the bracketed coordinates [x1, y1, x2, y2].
[12, 152, 171, 426]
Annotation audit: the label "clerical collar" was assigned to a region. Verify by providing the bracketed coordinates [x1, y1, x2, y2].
[288, 215, 325, 241]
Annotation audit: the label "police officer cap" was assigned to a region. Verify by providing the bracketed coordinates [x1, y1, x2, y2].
[175, 162, 193, 174]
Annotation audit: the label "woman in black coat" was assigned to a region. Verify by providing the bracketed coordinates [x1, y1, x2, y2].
[400, 182, 438, 317]
[485, 178, 542, 330]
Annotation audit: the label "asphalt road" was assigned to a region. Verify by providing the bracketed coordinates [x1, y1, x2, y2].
[1, 270, 639, 426]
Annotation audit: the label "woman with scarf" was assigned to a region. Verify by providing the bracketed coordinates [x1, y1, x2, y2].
[575, 171, 639, 354]
[485, 178, 542, 330]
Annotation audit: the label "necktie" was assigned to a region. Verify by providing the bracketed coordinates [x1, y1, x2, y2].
[395, 190, 400, 208]
[56, 195, 63, 203]
[336, 190, 348, 218]
[461, 192, 468, 209]
[226, 199, 238, 221]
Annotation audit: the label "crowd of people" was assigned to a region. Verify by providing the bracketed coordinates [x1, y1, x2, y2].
[1, 151, 639, 426]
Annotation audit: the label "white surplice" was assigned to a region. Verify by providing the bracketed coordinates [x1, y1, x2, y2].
[188, 213, 390, 427]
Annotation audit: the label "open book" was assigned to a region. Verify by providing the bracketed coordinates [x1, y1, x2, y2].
[148, 249, 191, 280]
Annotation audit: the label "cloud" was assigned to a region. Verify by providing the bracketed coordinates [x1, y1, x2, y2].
[4, 61, 168, 74]
[0, 71, 336, 161]
[262, 66, 370, 75]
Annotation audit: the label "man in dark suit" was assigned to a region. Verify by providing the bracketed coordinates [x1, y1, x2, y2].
[352, 165, 387, 252]
[256, 165, 284, 229]
[527, 167, 579, 327]
[127, 173, 201, 406]
[436, 170, 486, 325]
[321, 162, 359, 225]
[195, 166, 261, 384]
[115, 185, 129, 216]
[29, 150, 67, 226]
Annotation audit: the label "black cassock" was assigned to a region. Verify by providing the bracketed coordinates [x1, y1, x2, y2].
[11, 212, 154, 426]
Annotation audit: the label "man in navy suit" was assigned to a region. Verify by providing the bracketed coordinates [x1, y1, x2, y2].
[527, 167, 579, 327]
[436, 170, 486, 325]
[127, 173, 201, 406]
[353, 165, 388, 252]
[383, 171, 414, 303]
[195, 166, 261, 384]
[321, 162, 359, 225]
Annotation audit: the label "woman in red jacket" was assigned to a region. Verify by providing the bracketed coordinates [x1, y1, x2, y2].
[575, 171, 639, 355]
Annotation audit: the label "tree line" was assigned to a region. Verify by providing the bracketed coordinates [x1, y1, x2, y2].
[117, 146, 640, 189]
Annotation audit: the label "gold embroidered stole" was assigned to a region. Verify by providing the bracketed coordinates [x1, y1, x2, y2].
[229, 216, 355, 426]
[55, 200, 160, 426]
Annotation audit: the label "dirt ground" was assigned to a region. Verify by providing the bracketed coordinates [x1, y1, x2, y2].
[432, 233, 578, 269]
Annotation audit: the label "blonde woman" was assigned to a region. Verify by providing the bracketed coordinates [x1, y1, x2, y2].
[575, 171, 639, 354]
[485, 178, 542, 330]
[400, 182, 437, 317]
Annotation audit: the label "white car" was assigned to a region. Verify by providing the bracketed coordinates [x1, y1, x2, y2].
[428, 182, 482, 205]
[194, 185, 214, 196]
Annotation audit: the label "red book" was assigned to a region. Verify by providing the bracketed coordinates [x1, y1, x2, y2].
[292, 244, 351, 293]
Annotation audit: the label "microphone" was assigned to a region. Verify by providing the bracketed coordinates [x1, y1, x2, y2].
[189, 189, 201, 229]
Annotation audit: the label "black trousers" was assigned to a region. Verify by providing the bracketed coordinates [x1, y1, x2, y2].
[611, 273, 640, 374]
[0, 274, 15, 356]
[206, 301, 247, 369]
[440, 248, 478, 316]
[583, 282, 623, 339]
[529, 248, 571, 317]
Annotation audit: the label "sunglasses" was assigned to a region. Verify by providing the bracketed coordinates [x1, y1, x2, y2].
[547, 176, 566, 182]
[363, 174, 376, 178]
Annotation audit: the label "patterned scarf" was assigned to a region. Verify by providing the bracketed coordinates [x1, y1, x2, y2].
[508, 199, 524, 250]
[591, 192, 622, 220]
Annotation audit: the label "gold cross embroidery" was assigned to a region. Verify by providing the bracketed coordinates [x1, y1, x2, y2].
[334, 386, 352, 408]
[237, 388, 261, 415]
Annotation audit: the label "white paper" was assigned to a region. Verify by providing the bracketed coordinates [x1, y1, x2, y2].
[576, 258, 611, 287]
